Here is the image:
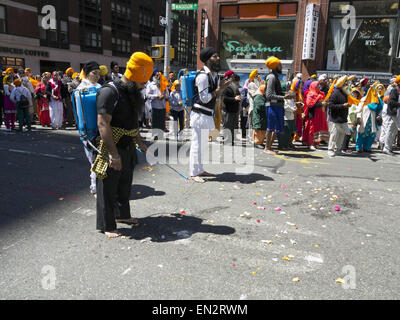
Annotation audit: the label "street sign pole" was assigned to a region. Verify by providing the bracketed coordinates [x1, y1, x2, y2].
[164, 0, 171, 76]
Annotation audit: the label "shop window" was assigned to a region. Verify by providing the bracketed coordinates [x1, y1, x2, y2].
[239, 4, 277, 20]
[60, 20, 68, 44]
[221, 5, 238, 19]
[220, 20, 295, 69]
[279, 4, 297, 17]
[346, 18, 395, 72]
[326, 0, 400, 73]
[0, 5, 6, 33]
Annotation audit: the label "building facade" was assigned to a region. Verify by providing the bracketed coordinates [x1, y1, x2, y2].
[197, 0, 400, 84]
[0, 0, 197, 75]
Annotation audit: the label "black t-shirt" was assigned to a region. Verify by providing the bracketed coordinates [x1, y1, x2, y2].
[96, 81, 139, 148]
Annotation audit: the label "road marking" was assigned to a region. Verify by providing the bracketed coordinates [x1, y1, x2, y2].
[122, 267, 132, 275]
[274, 153, 330, 165]
[3, 148, 75, 161]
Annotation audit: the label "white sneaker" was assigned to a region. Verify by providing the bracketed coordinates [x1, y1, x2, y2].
[309, 146, 316, 151]
[327, 150, 335, 157]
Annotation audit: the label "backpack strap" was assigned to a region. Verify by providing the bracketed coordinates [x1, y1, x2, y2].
[102, 81, 119, 110]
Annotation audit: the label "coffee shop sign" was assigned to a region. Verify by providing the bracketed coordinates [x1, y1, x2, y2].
[358, 32, 385, 46]
[225, 41, 283, 53]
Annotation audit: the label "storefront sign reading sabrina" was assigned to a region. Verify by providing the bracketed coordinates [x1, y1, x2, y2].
[225, 41, 283, 53]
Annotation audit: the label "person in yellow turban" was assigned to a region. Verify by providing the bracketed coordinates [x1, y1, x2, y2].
[94, 52, 153, 238]
[265, 56, 281, 71]
[264, 56, 290, 155]
[65, 68, 74, 77]
[5, 67, 14, 75]
[98, 65, 109, 85]
[3, 74, 17, 131]
[326, 75, 354, 156]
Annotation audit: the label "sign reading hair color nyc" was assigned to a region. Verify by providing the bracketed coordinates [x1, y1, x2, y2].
[224, 41, 283, 54]
[302, 3, 320, 60]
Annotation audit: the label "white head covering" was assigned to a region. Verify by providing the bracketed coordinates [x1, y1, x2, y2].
[296, 73, 303, 79]
[318, 74, 327, 81]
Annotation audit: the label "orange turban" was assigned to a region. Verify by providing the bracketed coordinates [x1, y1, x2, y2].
[66, 67, 74, 76]
[265, 57, 281, 70]
[14, 79, 21, 87]
[124, 52, 154, 83]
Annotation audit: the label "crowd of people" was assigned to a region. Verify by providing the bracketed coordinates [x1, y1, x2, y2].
[1, 56, 400, 159]
[208, 65, 400, 157]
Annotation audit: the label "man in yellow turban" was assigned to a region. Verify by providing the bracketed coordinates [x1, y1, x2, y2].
[263, 56, 291, 154]
[326, 75, 352, 157]
[65, 67, 74, 77]
[98, 65, 109, 85]
[95, 52, 153, 238]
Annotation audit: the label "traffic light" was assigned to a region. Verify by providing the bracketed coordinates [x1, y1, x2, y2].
[151, 45, 175, 60]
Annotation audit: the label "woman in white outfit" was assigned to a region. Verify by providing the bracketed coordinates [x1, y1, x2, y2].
[46, 71, 64, 129]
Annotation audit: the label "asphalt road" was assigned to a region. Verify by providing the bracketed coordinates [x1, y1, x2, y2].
[0, 125, 399, 300]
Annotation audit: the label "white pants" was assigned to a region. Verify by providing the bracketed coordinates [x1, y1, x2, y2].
[383, 115, 399, 152]
[83, 141, 97, 194]
[189, 126, 210, 177]
[379, 104, 390, 144]
[328, 122, 350, 152]
[50, 100, 64, 128]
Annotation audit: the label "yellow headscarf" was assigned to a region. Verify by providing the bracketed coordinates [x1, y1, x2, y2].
[3, 74, 12, 85]
[335, 76, 348, 88]
[265, 57, 281, 70]
[362, 83, 380, 108]
[5, 68, 14, 75]
[171, 80, 180, 92]
[395, 75, 400, 84]
[72, 72, 79, 79]
[324, 78, 338, 102]
[79, 69, 86, 80]
[99, 65, 108, 77]
[249, 69, 258, 82]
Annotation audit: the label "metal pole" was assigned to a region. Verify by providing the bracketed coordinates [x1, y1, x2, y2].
[164, 0, 171, 75]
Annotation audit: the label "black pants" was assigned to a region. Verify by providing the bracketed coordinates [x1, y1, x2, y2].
[96, 143, 137, 232]
[152, 108, 166, 131]
[64, 96, 75, 125]
[241, 114, 248, 138]
[222, 110, 239, 145]
[171, 109, 184, 132]
[17, 106, 31, 130]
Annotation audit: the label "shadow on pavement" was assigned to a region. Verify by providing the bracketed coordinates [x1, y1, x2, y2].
[119, 213, 235, 242]
[206, 172, 274, 183]
[130, 184, 166, 200]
